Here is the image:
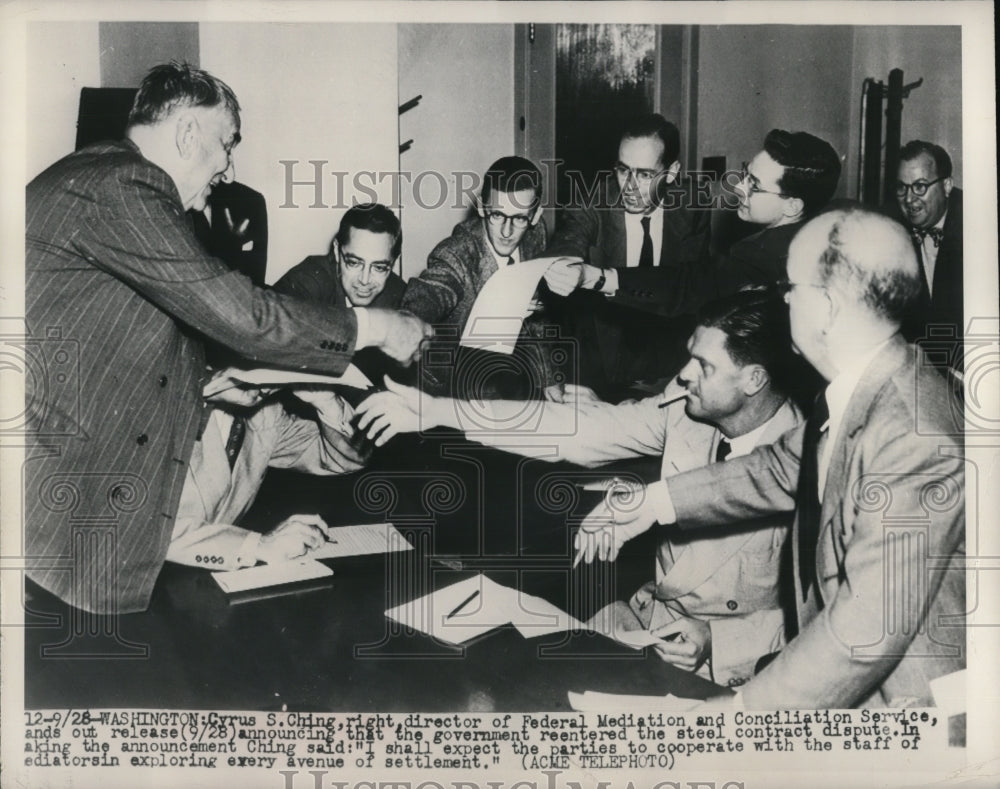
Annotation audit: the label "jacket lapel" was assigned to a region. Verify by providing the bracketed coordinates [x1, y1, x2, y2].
[814, 338, 911, 595]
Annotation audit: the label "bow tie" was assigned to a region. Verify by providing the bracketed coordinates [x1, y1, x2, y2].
[912, 226, 944, 248]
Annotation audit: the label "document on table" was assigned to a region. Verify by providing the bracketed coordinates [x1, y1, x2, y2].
[203, 363, 373, 398]
[385, 574, 585, 645]
[212, 558, 333, 594]
[459, 257, 562, 354]
[567, 691, 702, 712]
[308, 523, 413, 559]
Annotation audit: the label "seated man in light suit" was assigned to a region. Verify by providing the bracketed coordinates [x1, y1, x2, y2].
[168, 381, 366, 569]
[574, 207, 966, 709]
[355, 288, 803, 687]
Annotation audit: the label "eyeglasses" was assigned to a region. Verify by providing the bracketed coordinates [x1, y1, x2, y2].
[341, 257, 393, 277]
[740, 164, 788, 197]
[613, 162, 664, 185]
[484, 211, 533, 229]
[894, 178, 944, 198]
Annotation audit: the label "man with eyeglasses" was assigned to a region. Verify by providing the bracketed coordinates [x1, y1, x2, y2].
[555, 129, 842, 323]
[275, 203, 405, 311]
[573, 207, 966, 710]
[401, 156, 560, 397]
[890, 140, 963, 368]
[543, 114, 711, 395]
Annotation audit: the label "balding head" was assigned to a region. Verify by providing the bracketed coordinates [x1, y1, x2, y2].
[785, 207, 922, 378]
[795, 207, 921, 323]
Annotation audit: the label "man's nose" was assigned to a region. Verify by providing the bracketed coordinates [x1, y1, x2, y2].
[677, 360, 697, 385]
[358, 265, 371, 285]
[500, 217, 515, 237]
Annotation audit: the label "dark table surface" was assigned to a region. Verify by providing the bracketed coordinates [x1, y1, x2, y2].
[24, 431, 724, 711]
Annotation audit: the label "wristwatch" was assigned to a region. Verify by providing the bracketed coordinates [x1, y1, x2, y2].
[592, 268, 607, 292]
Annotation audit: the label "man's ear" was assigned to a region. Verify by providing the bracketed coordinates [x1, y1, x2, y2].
[331, 238, 342, 263]
[475, 197, 487, 220]
[174, 112, 199, 160]
[782, 195, 805, 221]
[943, 176, 954, 198]
[742, 365, 769, 397]
[664, 160, 681, 184]
[529, 202, 544, 226]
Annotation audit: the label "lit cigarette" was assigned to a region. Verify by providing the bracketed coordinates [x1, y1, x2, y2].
[658, 389, 688, 408]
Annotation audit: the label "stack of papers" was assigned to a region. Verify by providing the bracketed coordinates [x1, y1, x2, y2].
[385, 574, 586, 645]
[213, 558, 333, 594]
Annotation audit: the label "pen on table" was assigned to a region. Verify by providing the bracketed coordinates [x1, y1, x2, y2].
[445, 589, 480, 620]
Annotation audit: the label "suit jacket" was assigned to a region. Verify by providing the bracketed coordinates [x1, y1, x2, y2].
[273, 253, 406, 385]
[545, 176, 712, 389]
[667, 336, 966, 707]
[191, 180, 269, 287]
[893, 188, 964, 361]
[25, 140, 359, 613]
[610, 220, 803, 318]
[469, 393, 801, 685]
[401, 215, 553, 398]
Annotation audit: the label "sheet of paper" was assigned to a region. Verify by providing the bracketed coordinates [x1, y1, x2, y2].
[567, 690, 702, 712]
[510, 592, 586, 638]
[203, 363, 373, 398]
[308, 522, 413, 559]
[385, 574, 516, 645]
[929, 669, 966, 716]
[585, 602, 664, 649]
[459, 257, 563, 353]
[212, 558, 333, 594]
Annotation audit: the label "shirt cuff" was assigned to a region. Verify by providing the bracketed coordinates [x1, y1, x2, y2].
[646, 479, 677, 525]
[604, 268, 620, 295]
[236, 531, 262, 567]
[352, 307, 369, 349]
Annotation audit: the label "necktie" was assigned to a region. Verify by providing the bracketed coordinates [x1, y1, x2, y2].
[225, 415, 246, 470]
[714, 437, 731, 463]
[506, 256, 514, 266]
[912, 226, 944, 248]
[638, 216, 654, 267]
[797, 393, 829, 602]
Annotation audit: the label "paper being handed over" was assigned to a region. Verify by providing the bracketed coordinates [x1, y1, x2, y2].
[460, 257, 566, 354]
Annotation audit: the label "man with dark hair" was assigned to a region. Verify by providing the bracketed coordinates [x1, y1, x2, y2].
[275, 202, 405, 310]
[549, 129, 843, 319]
[542, 114, 711, 393]
[891, 140, 963, 363]
[356, 287, 803, 687]
[401, 156, 559, 398]
[575, 207, 965, 709]
[25, 62, 431, 614]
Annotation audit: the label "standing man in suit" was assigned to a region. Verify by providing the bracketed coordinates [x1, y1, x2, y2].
[356, 288, 803, 687]
[543, 114, 711, 393]
[401, 156, 561, 398]
[25, 62, 431, 614]
[891, 140, 964, 369]
[575, 207, 966, 708]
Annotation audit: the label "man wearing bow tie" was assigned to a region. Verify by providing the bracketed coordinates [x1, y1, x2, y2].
[892, 140, 964, 370]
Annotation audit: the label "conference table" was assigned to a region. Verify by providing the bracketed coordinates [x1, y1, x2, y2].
[24, 430, 726, 712]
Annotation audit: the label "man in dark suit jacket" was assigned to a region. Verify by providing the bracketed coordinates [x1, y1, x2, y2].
[577, 208, 965, 708]
[543, 114, 710, 392]
[24, 62, 431, 615]
[889, 140, 964, 373]
[190, 180, 269, 286]
[548, 129, 842, 321]
[401, 156, 556, 399]
[275, 202, 406, 384]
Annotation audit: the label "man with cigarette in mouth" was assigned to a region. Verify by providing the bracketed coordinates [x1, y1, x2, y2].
[355, 287, 802, 686]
